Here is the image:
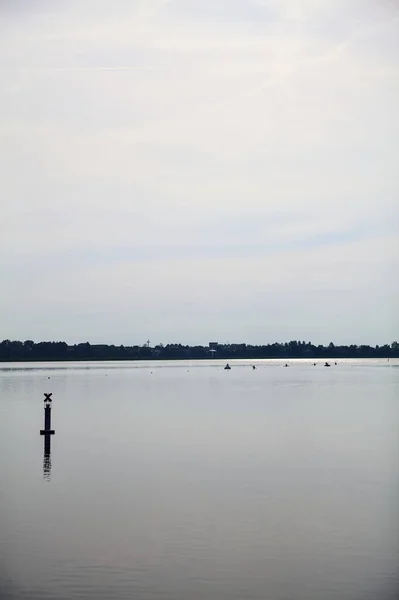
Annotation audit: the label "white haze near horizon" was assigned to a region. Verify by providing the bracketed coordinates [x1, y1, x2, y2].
[0, 0, 398, 347]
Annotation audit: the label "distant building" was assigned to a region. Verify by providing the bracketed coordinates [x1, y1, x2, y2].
[209, 342, 219, 349]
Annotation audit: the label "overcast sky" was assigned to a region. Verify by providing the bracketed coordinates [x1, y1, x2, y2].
[0, 0, 398, 346]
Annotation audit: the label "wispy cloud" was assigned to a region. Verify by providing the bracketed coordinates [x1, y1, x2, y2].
[0, 0, 398, 344]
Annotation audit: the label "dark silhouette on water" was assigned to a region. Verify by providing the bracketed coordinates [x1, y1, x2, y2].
[224, 363, 231, 370]
[40, 393, 55, 435]
[40, 394, 54, 480]
[0, 339, 398, 362]
[43, 435, 52, 481]
[325, 362, 331, 367]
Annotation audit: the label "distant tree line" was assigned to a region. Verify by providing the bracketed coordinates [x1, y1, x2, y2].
[0, 339, 398, 362]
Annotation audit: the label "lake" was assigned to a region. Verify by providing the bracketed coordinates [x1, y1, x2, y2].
[0, 359, 398, 599]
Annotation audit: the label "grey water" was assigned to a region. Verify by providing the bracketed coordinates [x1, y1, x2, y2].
[1, 359, 398, 600]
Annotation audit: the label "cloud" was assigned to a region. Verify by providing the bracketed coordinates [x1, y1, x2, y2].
[159, 0, 275, 24]
[0, 0, 398, 343]
[1, 233, 397, 344]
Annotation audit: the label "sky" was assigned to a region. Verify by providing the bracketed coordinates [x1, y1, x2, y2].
[0, 0, 398, 346]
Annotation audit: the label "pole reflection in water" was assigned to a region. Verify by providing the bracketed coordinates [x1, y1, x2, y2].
[43, 434, 52, 481]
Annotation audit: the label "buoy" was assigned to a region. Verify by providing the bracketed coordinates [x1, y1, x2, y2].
[40, 393, 55, 435]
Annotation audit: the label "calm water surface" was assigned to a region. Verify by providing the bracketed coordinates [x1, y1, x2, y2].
[1, 359, 398, 599]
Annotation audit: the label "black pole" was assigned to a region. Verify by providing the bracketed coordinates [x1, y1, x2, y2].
[44, 434, 51, 455]
[40, 393, 55, 435]
[44, 405, 51, 430]
[43, 435, 52, 481]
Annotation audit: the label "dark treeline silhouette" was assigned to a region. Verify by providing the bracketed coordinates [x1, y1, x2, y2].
[0, 339, 398, 362]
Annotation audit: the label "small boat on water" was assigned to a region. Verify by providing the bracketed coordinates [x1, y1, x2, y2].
[324, 362, 331, 367]
[252, 365, 256, 370]
[224, 363, 231, 370]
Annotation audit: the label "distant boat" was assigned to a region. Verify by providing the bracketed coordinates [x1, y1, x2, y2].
[252, 365, 256, 370]
[224, 363, 231, 370]
[324, 362, 331, 367]
[283, 364, 289, 368]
